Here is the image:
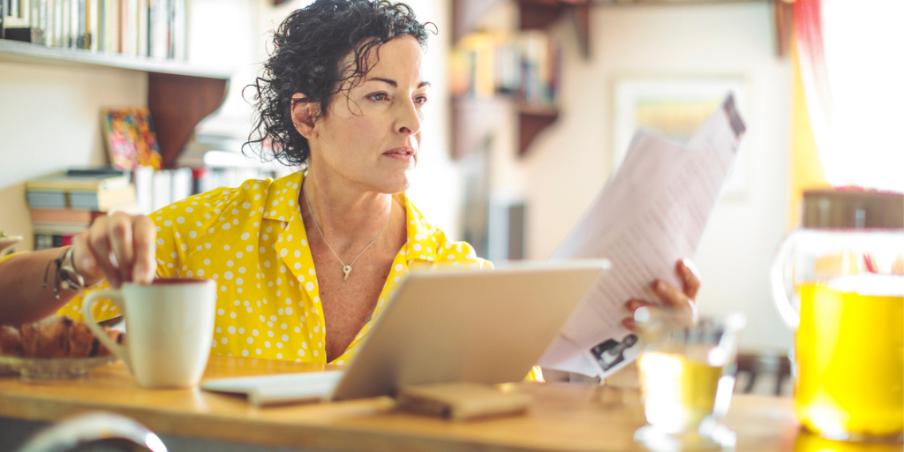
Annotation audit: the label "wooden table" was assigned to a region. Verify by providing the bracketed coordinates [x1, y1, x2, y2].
[0, 356, 878, 451]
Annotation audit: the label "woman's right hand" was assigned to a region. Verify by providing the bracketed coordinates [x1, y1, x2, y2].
[71, 212, 157, 288]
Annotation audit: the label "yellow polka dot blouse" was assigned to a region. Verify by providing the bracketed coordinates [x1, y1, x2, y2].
[58, 171, 492, 366]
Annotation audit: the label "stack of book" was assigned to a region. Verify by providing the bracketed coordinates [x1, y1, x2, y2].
[449, 30, 561, 107]
[2, 0, 187, 60]
[26, 170, 136, 249]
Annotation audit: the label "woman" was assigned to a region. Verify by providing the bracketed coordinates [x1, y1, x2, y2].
[0, 0, 698, 367]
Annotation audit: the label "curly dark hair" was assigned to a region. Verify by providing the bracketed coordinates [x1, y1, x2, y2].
[244, 0, 432, 167]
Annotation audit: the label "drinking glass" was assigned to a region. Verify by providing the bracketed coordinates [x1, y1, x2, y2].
[633, 309, 746, 450]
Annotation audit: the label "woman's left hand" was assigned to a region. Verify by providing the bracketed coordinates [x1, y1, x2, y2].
[621, 259, 700, 330]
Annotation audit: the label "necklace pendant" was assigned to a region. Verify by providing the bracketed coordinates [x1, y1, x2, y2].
[342, 264, 352, 281]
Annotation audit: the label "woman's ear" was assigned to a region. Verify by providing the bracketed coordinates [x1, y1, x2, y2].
[290, 94, 320, 139]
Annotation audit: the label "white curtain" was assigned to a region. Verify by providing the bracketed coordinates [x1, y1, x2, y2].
[795, 0, 904, 192]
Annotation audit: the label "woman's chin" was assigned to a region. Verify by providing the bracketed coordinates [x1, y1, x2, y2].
[370, 172, 410, 195]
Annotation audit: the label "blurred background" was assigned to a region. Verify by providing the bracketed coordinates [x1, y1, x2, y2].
[1, 0, 901, 357]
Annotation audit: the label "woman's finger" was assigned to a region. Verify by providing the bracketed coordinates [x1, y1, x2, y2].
[87, 218, 120, 288]
[131, 216, 157, 284]
[652, 279, 698, 325]
[651, 279, 688, 308]
[624, 298, 653, 313]
[622, 298, 656, 332]
[107, 213, 135, 284]
[676, 259, 701, 299]
[621, 317, 637, 331]
[70, 233, 102, 284]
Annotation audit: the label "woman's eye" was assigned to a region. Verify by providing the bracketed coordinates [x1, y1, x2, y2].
[367, 92, 389, 102]
[414, 95, 428, 106]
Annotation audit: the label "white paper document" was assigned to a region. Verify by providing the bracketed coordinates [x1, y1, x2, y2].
[538, 95, 746, 378]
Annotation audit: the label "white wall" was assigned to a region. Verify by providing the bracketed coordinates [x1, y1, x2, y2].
[400, 0, 461, 239]
[0, 64, 146, 248]
[519, 3, 792, 351]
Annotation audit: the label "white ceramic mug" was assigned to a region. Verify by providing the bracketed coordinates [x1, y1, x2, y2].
[82, 278, 216, 388]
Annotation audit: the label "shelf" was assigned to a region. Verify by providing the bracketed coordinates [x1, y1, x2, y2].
[1, 39, 231, 169]
[452, 96, 560, 158]
[451, 1, 586, 160]
[518, 107, 560, 156]
[516, 103, 559, 117]
[0, 39, 233, 79]
[517, 0, 591, 59]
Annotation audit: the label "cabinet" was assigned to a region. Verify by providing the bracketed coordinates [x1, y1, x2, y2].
[0, 39, 230, 168]
[450, 0, 590, 159]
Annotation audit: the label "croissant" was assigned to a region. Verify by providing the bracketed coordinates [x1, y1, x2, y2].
[0, 325, 22, 356]
[1, 316, 123, 358]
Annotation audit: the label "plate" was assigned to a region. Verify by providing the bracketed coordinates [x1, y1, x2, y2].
[0, 355, 118, 380]
[0, 235, 22, 254]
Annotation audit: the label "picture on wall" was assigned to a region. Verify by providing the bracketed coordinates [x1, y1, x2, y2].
[611, 76, 750, 198]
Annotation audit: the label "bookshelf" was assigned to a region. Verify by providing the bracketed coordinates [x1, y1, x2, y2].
[450, 0, 591, 159]
[0, 39, 231, 169]
[0, 39, 231, 78]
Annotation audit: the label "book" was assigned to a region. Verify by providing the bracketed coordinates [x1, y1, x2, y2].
[26, 172, 129, 192]
[34, 234, 55, 250]
[33, 233, 76, 249]
[136, 0, 147, 56]
[70, 184, 135, 210]
[104, 0, 117, 53]
[26, 186, 135, 211]
[26, 191, 67, 209]
[3, 26, 43, 42]
[170, 167, 192, 203]
[133, 166, 154, 214]
[30, 208, 104, 226]
[76, 0, 85, 48]
[150, 169, 171, 211]
[33, 223, 89, 235]
[94, 0, 103, 52]
[148, 0, 165, 59]
[65, 166, 127, 177]
[26, 171, 135, 211]
[101, 107, 163, 170]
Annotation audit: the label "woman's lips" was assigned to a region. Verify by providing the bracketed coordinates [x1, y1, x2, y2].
[383, 147, 416, 163]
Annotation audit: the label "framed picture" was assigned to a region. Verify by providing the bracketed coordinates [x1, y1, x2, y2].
[611, 76, 751, 199]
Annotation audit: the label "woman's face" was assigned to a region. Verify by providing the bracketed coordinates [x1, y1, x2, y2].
[305, 35, 428, 194]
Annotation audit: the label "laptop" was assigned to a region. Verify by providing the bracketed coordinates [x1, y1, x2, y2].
[201, 260, 608, 405]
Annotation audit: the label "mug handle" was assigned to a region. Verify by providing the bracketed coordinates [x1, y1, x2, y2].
[82, 289, 129, 367]
[769, 232, 800, 329]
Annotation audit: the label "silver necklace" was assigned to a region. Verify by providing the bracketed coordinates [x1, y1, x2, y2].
[302, 182, 391, 281]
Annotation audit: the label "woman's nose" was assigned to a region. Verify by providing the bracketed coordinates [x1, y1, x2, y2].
[395, 99, 421, 135]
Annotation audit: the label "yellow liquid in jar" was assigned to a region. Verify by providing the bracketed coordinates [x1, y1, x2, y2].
[796, 280, 904, 439]
[638, 349, 723, 433]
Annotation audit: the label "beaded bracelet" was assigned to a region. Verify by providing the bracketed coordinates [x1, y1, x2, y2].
[42, 247, 86, 300]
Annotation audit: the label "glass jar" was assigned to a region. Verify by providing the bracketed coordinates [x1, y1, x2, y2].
[771, 188, 904, 441]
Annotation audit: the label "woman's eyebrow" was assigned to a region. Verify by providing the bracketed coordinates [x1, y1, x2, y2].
[366, 77, 431, 89]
